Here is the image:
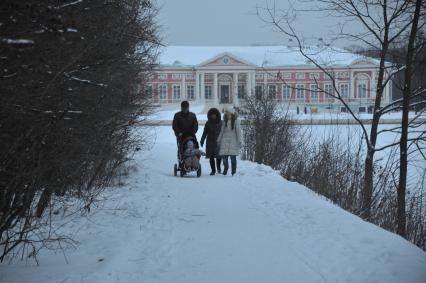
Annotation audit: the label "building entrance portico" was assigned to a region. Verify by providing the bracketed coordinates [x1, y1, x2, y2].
[220, 84, 230, 104]
[218, 73, 233, 104]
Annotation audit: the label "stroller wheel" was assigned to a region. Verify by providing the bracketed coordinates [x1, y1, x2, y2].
[197, 166, 201, 178]
[174, 164, 177, 176]
[180, 168, 185, 177]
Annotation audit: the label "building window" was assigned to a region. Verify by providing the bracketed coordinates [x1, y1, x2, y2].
[159, 84, 167, 100]
[339, 83, 349, 98]
[158, 73, 167, 80]
[310, 84, 320, 102]
[357, 82, 367, 98]
[282, 73, 292, 79]
[338, 72, 349, 78]
[172, 73, 182, 80]
[187, 85, 195, 100]
[309, 73, 319, 79]
[324, 83, 333, 97]
[238, 85, 245, 99]
[255, 85, 263, 99]
[267, 73, 277, 80]
[173, 85, 181, 100]
[296, 84, 305, 101]
[256, 73, 264, 80]
[268, 85, 276, 99]
[185, 73, 195, 80]
[283, 85, 291, 100]
[296, 73, 305, 79]
[324, 83, 334, 103]
[205, 85, 212, 99]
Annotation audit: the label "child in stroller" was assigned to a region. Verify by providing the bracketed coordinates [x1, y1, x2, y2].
[183, 140, 205, 170]
[174, 133, 205, 177]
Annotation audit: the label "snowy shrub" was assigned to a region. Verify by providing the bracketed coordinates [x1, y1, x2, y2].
[284, 130, 426, 250]
[239, 94, 425, 250]
[239, 90, 298, 168]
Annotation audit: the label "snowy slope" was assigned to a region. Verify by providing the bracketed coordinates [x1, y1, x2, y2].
[1, 126, 425, 283]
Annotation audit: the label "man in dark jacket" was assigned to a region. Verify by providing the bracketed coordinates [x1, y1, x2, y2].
[172, 101, 198, 137]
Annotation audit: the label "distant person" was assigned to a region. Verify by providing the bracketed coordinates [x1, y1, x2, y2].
[200, 108, 222, 175]
[217, 108, 242, 176]
[172, 101, 198, 138]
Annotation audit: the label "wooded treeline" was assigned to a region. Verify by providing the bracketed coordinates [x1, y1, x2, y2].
[0, 0, 161, 261]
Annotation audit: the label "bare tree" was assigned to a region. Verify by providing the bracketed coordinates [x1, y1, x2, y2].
[257, 0, 426, 226]
[239, 90, 297, 168]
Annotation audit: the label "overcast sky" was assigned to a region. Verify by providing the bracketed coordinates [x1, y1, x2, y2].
[156, 0, 360, 48]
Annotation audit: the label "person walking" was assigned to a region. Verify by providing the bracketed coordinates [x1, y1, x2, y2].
[200, 108, 222, 175]
[172, 100, 198, 138]
[172, 101, 199, 171]
[217, 108, 242, 176]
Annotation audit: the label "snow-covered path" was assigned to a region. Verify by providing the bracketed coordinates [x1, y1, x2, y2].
[1, 126, 426, 283]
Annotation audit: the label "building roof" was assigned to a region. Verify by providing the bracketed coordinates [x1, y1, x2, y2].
[157, 45, 379, 68]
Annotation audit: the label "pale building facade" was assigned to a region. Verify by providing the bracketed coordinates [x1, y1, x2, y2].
[151, 46, 392, 113]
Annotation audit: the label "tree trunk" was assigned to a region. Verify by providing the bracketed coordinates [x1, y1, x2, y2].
[360, 0, 392, 218]
[362, 38, 389, 219]
[397, 0, 423, 237]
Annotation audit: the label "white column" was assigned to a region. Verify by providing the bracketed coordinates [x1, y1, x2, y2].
[336, 72, 340, 102]
[349, 70, 354, 100]
[371, 69, 375, 100]
[195, 71, 200, 99]
[213, 72, 218, 105]
[251, 71, 256, 93]
[233, 72, 238, 105]
[251, 71, 256, 96]
[246, 72, 251, 97]
[201, 72, 205, 100]
[263, 72, 267, 98]
[181, 73, 186, 100]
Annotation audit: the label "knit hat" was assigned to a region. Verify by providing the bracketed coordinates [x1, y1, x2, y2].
[187, 140, 194, 147]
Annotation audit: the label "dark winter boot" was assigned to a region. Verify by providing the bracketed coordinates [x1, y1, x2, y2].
[209, 158, 216, 175]
[216, 158, 222, 174]
[222, 156, 229, 175]
[231, 156, 237, 176]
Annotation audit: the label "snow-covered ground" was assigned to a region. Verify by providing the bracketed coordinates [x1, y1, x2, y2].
[1, 126, 425, 283]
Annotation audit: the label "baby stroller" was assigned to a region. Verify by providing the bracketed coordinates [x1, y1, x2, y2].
[174, 132, 202, 177]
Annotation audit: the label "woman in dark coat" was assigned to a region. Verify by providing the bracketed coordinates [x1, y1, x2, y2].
[200, 108, 222, 175]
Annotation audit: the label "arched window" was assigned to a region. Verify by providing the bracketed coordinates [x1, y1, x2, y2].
[357, 82, 368, 98]
[159, 84, 167, 100]
[355, 74, 370, 98]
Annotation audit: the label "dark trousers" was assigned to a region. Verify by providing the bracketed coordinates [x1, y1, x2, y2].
[209, 157, 222, 173]
[222, 155, 237, 174]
